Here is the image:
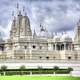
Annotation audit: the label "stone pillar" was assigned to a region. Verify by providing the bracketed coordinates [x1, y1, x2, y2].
[64, 43, 66, 50]
[69, 44, 71, 50]
[71, 44, 73, 51]
[55, 43, 57, 51]
[53, 44, 55, 50]
[29, 43, 32, 60]
[30, 49, 32, 60]
[48, 43, 53, 51]
[59, 44, 61, 51]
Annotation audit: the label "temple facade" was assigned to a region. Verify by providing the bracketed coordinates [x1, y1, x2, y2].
[0, 4, 80, 61]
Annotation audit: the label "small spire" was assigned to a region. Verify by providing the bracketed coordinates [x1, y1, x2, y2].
[33, 29, 36, 38]
[16, 2, 21, 16]
[12, 11, 14, 17]
[17, 3, 19, 9]
[23, 6, 27, 16]
[40, 23, 45, 32]
[55, 32, 57, 36]
[0, 32, 1, 36]
[23, 6, 25, 12]
[25, 12, 27, 16]
[12, 11, 15, 20]
[51, 32, 54, 38]
[40, 23, 42, 27]
[77, 19, 80, 26]
[64, 31, 67, 34]
[79, 19, 80, 23]
[62, 32, 64, 35]
[18, 10, 21, 15]
[0, 32, 3, 40]
[34, 29, 36, 35]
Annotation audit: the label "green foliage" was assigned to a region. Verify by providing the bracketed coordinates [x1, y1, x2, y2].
[38, 66, 43, 70]
[0, 66, 73, 75]
[1, 65, 7, 71]
[53, 66, 59, 71]
[67, 67, 73, 72]
[19, 65, 26, 70]
[19, 65, 26, 75]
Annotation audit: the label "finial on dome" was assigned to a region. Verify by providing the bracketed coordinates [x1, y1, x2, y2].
[11, 11, 16, 21]
[12, 11, 14, 17]
[19, 10, 21, 15]
[16, 2, 22, 16]
[51, 32, 54, 38]
[77, 19, 80, 26]
[64, 31, 67, 34]
[40, 23, 45, 32]
[25, 12, 27, 16]
[55, 32, 57, 36]
[0, 32, 3, 40]
[12, 11, 14, 19]
[23, 6, 25, 12]
[33, 29, 37, 38]
[17, 3, 19, 9]
[23, 6, 27, 16]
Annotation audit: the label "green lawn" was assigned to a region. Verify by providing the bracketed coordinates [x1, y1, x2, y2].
[0, 76, 80, 80]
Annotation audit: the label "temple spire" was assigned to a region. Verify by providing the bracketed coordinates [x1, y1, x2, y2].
[12, 11, 14, 17]
[40, 23, 45, 32]
[0, 32, 2, 40]
[17, 3, 19, 10]
[23, 6, 27, 16]
[12, 11, 16, 20]
[33, 29, 36, 38]
[23, 6, 25, 12]
[16, 3, 22, 16]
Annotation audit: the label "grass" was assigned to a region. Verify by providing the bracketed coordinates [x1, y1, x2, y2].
[0, 76, 80, 80]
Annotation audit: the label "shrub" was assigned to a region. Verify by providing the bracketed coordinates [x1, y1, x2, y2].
[53, 66, 59, 71]
[1, 65, 7, 71]
[67, 67, 73, 72]
[19, 65, 26, 70]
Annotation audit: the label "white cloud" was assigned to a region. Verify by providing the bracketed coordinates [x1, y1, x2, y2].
[0, 20, 12, 39]
[0, 0, 80, 38]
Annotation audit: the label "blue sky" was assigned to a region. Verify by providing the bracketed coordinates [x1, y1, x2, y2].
[0, 0, 80, 39]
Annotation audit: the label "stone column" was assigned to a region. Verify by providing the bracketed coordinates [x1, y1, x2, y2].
[71, 44, 73, 51]
[55, 43, 57, 51]
[59, 44, 61, 51]
[53, 44, 55, 50]
[29, 43, 32, 60]
[64, 43, 66, 50]
[30, 49, 32, 60]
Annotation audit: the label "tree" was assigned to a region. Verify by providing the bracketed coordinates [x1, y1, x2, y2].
[38, 66, 43, 74]
[68, 67, 73, 72]
[54, 66, 59, 71]
[53, 66, 59, 74]
[19, 65, 26, 75]
[1, 65, 7, 76]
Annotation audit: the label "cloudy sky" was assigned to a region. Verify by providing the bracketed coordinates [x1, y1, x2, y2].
[0, 0, 80, 39]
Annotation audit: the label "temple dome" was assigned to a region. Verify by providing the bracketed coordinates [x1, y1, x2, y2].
[39, 30, 49, 37]
[54, 35, 60, 42]
[61, 33, 72, 42]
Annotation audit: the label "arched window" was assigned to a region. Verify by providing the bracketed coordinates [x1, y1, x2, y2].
[46, 56, 49, 60]
[33, 45, 36, 49]
[68, 56, 71, 60]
